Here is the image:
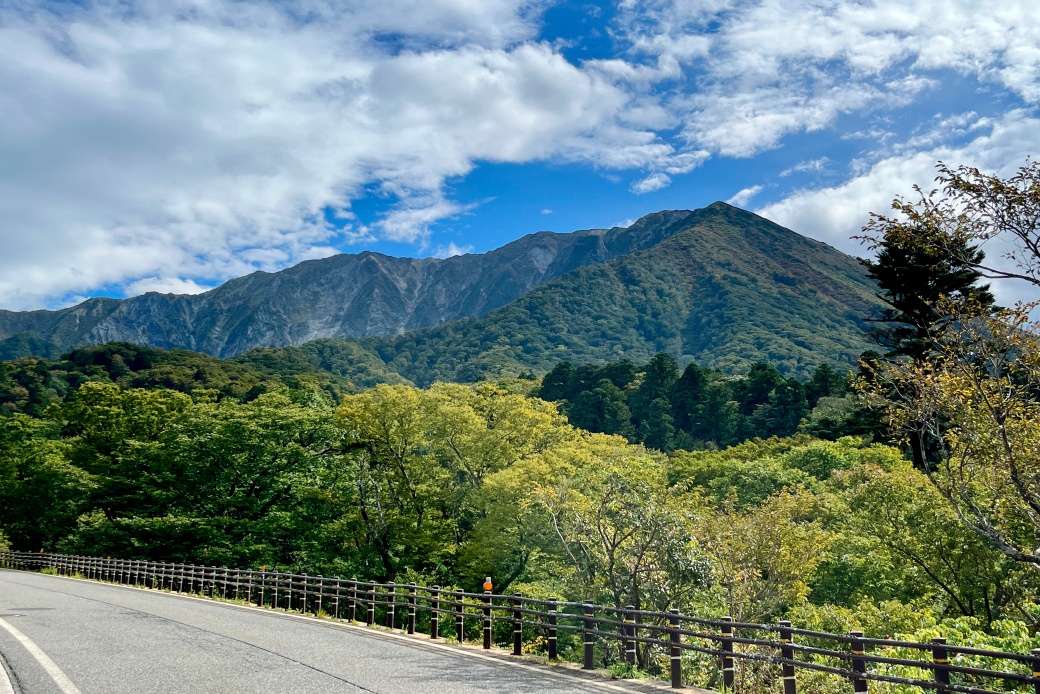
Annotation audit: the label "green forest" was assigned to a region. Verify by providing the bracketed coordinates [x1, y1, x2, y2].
[4, 163, 1040, 690]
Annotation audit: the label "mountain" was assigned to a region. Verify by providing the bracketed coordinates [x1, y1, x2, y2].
[1, 203, 882, 382]
[233, 203, 882, 383]
[0, 210, 693, 360]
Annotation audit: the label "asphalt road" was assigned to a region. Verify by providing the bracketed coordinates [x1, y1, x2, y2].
[0, 569, 677, 694]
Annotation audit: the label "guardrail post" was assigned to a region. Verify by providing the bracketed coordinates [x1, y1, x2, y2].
[259, 568, 267, 607]
[455, 590, 465, 643]
[624, 605, 636, 664]
[482, 590, 492, 650]
[583, 602, 595, 670]
[366, 583, 375, 626]
[407, 583, 416, 635]
[348, 578, 357, 622]
[779, 620, 797, 694]
[850, 630, 868, 692]
[430, 586, 440, 639]
[1030, 648, 1040, 694]
[316, 576, 324, 616]
[932, 637, 951, 693]
[721, 616, 735, 691]
[387, 582, 396, 629]
[331, 578, 341, 619]
[548, 599, 558, 660]
[669, 608, 683, 689]
[512, 593, 522, 656]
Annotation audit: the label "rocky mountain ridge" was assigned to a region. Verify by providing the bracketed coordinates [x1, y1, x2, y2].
[0, 210, 693, 359]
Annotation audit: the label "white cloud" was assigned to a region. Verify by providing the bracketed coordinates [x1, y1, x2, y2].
[0, 0, 675, 310]
[618, 0, 1040, 157]
[540, 209, 553, 214]
[781, 157, 831, 177]
[758, 109, 1040, 304]
[123, 277, 213, 296]
[726, 185, 763, 207]
[433, 242, 475, 258]
[631, 172, 671, 194]
[376, 196, 476, 244]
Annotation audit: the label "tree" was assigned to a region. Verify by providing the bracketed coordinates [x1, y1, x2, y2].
[751, 378, 809, 438]
[804, 364, 847, 409]
[636, 397, 675, 451]
[0, 415, 93, 550]
[335, 382, 574, 578]
[859, 221, 994, 361]
[865, 160, 1040, 292]
[865, 307, 1040, 570]
[672, 361, 709, 431]
[534, 439, 704, 612]
[630, 353, 679, 421]
[537, 362, 577, 402]
[697, 490, 829, 622]
[860, 160, 1040, 571]
[829, 461, 1021, 623]
[566, 380, 635, 439]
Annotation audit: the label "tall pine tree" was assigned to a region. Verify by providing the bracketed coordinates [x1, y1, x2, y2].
[860, 227, 995, 361]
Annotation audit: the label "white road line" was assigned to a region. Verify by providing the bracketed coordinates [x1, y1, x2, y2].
[0, 617, 83, 694]
[0, 658, 15, 694]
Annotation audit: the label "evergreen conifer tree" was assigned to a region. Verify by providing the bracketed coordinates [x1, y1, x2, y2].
[860, 225, 995, 361]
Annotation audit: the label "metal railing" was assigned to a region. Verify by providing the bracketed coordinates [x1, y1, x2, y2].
[3, 551, 1039, 693]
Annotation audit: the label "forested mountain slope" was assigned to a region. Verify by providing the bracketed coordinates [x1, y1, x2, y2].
[237, 203, 882, 382]
[0, 210, 693, 359]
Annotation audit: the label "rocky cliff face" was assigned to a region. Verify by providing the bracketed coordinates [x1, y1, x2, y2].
[0, 210, 693, 358]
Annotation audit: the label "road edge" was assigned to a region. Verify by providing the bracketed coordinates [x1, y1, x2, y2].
[0, 569, 716, 693]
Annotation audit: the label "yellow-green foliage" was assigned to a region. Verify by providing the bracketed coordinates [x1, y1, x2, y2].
[1, 378, 1036, 691]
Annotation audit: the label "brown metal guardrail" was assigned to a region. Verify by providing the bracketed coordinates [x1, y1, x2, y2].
[3, 551, 1039, 693]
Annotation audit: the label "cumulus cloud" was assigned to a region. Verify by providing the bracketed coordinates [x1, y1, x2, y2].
[618, 0, 1040, 156]
[758, 109, 1040, 304]
[727, 185, 764, 207]
[0, 0, 673, 309]
[631, 172, 672, 194]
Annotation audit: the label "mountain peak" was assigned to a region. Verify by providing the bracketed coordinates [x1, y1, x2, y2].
[0, 207, 703, 359]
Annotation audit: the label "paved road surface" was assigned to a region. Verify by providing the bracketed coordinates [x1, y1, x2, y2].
[0, 569, 676, 694]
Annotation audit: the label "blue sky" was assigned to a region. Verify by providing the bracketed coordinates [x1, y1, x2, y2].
[1, 0, 1039, 310]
